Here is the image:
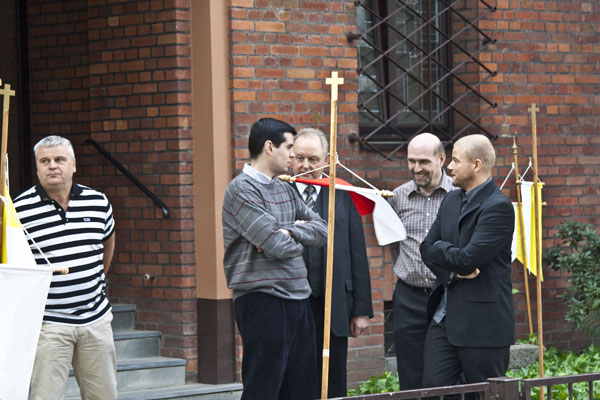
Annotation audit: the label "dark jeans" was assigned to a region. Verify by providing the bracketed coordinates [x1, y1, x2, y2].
[234, 292, 317, 400]
[310, 295, 349, 398]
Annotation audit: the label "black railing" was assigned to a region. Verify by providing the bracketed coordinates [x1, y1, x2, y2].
[520, 372, 600, 400]
[342, 382, 490, 399]
[85, 139, 170, 218]
[338, 374, 600, 400]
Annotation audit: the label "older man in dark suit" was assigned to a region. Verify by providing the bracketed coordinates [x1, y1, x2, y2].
[291, 128, 373, 398]
[420, 134, 515, 387]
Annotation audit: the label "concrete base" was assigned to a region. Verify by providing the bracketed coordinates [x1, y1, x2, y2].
[507, 343, 539, 370]
[384, 343, 540, 377]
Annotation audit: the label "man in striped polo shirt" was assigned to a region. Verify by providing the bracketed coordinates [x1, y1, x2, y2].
[222, 118, 327, 400]
[15, 135, 117, 400]
[388, 133, 455, 390]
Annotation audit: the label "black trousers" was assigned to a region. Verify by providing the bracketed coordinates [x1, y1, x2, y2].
[422, 319, 510, 388]
[310, 296, 349, 399]
[234, 293, 317, 400]
[392, 279, 431, 390]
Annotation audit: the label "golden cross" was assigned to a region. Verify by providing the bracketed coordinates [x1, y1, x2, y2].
[528, 103, 539, 125]
[325, 71, 344, 102]
[0, 83, 15, 112]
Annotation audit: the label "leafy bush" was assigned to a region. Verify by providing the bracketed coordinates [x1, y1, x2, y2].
[348, 343, 600, 399]
[516, 333, 538, 345]
[545, 221, 600, 337]
[507, 345, 600, 400]
[347, 371, 399, 396]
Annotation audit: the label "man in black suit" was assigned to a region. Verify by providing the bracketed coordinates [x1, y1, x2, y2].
[291, 128, 373, 398]
[420, 134, 515, 388]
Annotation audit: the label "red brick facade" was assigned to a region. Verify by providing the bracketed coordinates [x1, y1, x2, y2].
[480, 0, 599, 349]
[27, 0, 198, 380]
[22, 0, 599, 389]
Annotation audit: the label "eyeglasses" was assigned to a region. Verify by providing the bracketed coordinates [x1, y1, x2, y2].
[293, 155, 322, 165]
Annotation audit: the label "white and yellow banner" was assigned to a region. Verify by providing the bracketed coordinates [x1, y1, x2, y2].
[511, 181, 544, 280]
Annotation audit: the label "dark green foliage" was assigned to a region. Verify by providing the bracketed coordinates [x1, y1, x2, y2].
[545, 221, 600, 337]
[507, 345, 600, 400]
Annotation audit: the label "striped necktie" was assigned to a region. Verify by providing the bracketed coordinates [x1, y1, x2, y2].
[304, 185, 316, 209]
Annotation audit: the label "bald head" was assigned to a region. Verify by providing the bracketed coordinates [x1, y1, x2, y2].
[454, 135, 496, 173]
[408, 133, 444, 157]
[406, 133, 446, 195]
[448, 134, 496, 191]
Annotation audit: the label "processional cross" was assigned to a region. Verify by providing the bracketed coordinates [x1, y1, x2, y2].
[0, 81, 15, 244]
[320, 71, 344, 399]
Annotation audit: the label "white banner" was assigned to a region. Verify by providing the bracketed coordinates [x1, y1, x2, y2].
[0, 264, 51, 400]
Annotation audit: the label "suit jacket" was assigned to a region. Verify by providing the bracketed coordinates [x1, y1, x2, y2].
[295, 184, 373, 337]
[420, 179, 515, 347]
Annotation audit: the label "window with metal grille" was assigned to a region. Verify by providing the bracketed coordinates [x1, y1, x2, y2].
[351, 0, 498, 159]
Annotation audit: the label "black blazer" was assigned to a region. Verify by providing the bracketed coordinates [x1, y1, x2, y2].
[295, 185, 373, 337]
[420, 179, 515, 347]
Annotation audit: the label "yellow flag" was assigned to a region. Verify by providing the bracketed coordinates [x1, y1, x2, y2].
[1, 184, 37, 266]
[514, 181, 543, 280]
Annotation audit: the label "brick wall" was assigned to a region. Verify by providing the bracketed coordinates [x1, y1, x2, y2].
[477, 0, 599, 350]
[24, 0, 599, 390]
[228, 0, 390, 387]
[27, 0, 199, 381]
[229, 0, 599, 389]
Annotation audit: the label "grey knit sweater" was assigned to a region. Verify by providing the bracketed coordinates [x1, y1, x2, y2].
[222, 167, 328, 300]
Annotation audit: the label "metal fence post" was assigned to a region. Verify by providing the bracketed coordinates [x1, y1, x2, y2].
[488, 377, 521, 400]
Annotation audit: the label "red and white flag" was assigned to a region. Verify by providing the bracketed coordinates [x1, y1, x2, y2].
[294, 177, 406, 246]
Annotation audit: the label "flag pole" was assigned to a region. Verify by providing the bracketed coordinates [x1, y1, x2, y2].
[321, 71, 343, 399]
[0, 79, 16, 251]
[528, 103, 544, 396]
[512, 135, 533, 335]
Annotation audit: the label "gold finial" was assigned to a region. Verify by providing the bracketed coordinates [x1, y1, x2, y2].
[277, 174, 295, 182]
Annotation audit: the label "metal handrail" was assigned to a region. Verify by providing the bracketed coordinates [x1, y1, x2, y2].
[84, 139, 170, 218]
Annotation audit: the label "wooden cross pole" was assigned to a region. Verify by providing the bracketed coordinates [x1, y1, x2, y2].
[512, 135, 533, 335]
[321, 71, 343, 399]
[0, 82, 14, 196]
[528, 103, 544, 393]
[0, 81, 15, 250]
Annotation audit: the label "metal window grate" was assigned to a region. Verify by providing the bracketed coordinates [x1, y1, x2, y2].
[349, 0, 498, 159]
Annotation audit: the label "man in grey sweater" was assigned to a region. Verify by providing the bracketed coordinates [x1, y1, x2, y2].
[222, 118, 328, 400]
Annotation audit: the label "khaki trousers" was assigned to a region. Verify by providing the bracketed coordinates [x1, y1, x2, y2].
[30, 312, 117, 400]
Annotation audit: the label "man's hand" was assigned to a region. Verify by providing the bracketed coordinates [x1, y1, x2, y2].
[457, 268, 480, 279]
[350, 316, 370, 338]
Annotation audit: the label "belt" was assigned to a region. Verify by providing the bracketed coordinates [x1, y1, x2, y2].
[397, 278, 432, 295]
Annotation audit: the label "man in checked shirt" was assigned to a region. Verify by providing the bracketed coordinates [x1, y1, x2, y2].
[388, 133, 456, 390]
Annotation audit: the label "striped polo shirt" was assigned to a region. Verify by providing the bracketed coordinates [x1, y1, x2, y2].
[14, 183, 115, 326]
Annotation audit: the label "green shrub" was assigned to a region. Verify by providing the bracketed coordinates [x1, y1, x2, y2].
[545, 221, 600, 337]
[507, 345, 600, 400]
[347, 371, 399, 396]
[348, 344, 600, 399]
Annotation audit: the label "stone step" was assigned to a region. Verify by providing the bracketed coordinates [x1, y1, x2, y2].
[114, 330, 161, 360]
[66, 357, 187, 397]
[112, 303, 136, 332]
[66, 383, 242, 400]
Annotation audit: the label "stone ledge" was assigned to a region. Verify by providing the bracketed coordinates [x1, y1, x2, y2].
[384, 343, 540, 376]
